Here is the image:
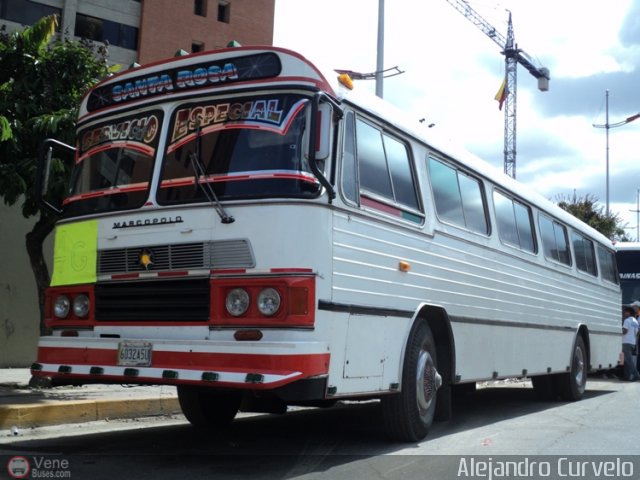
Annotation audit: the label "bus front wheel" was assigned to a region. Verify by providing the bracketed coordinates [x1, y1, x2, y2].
[382, 322, 442, 442]
[177, 385, 242, 429]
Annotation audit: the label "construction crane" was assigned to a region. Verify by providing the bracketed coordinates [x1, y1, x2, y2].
[445, 0, 550, 178]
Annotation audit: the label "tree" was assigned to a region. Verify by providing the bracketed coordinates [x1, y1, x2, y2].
[0, 16, 115, 334]
[556, 192, 630, 242]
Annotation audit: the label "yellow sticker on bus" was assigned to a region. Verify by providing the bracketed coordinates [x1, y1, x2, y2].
[50, 220, 98, 286]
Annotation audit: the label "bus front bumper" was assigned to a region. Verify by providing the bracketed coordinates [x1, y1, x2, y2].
[31, 336, 330, 390]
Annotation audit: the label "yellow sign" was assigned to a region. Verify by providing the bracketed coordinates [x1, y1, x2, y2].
[50, 220, 98, 286]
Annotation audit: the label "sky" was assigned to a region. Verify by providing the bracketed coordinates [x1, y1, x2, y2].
[273, 0, 640, 239]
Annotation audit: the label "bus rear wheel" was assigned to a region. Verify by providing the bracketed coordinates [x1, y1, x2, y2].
[556, 335, 587, 401]
[382, 322, 442, 442]
[177, 385, 242, 429]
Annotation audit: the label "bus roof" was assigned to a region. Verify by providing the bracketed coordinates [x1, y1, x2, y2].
[615, 242, 640, 251]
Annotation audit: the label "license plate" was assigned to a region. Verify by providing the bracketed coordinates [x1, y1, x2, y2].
[117, 341, 152, 367]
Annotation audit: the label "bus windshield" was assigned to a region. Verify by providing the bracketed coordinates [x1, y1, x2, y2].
[157, 93, 321, 205]
[63, 111, 162, 217]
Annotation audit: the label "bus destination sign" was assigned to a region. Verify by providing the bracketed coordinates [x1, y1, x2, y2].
[87, 52, 282, 112]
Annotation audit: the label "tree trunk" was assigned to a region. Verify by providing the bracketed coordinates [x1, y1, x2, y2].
[25, 214, 56, 336]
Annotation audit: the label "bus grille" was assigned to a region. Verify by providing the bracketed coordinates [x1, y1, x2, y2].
[95, 279, 210, 322]
[98, 240, 255, 275]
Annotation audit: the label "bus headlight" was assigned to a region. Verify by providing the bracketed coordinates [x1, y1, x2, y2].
[53, 295, 71, 319]
[226, 288, 250, 317]
[257, 288, 281, 316]
[73, 294, 90, 318]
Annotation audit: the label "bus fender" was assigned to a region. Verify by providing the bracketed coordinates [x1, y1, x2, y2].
[403, 303, 456, 421]
[571, 324, 591, 371]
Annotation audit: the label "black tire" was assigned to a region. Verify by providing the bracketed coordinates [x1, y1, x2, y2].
[177, 385, 242, 429]
[556, 335, 587, 401]
[382, 322, 441, 442]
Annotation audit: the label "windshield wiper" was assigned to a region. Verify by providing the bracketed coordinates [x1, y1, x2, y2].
[188, 127, 234, 224]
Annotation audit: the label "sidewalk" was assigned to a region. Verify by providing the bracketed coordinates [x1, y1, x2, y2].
[0, 368, 180, 431]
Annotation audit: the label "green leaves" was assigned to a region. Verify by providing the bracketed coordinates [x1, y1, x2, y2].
[556, 193, 629, 241]
[0, 14, 112, 219]
[0, 115, 11, 141]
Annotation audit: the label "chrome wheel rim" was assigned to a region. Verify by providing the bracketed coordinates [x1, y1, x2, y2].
[574, 345, 585, 393]
[415, 348, 440, 421]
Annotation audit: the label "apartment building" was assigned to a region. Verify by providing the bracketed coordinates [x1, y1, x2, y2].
[0, 0, 275, 366]
[0, 0, 275, 65]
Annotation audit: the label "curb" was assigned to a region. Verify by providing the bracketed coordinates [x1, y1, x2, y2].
[0, 397, 181, 429]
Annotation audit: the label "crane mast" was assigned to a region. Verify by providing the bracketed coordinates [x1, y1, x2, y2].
[445, 0, 550, 178]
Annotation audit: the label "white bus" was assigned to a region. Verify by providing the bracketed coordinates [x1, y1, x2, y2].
[615, 242, 640, 306]
[34, 46, 621, 442]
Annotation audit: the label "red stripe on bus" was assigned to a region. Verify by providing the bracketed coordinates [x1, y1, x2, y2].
[110, 273, 140, 280]
[36, 347, 330, 377]
[270, 268, 314, 273]
[361, 196, 402, 217]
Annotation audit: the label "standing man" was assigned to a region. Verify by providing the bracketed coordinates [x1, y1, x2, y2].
[622, 306, 640, 381]
[632, 300, 640, 373]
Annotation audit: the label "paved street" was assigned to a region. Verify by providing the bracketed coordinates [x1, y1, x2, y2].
[2, 377, 638, 479]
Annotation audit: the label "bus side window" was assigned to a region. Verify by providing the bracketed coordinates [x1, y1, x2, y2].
[539, 214, 571, 265]
[493, 190, 536, 252]
[572, 231, 597, 276]
[356, 119, 394, 199]
[341, 111, 358, 204]
[350, 116, 423, 221]
[597, 246, 619, 284]
[384, 134, 419, 210]
[429, 157, 488, 234]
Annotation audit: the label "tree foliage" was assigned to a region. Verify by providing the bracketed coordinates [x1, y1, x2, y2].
[0, 16, 116, 334]
[556, 192, 630, 241]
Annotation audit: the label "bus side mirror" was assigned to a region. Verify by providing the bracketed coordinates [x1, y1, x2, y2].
[37, 138, 76, 216]
[308, 93, 342, 202]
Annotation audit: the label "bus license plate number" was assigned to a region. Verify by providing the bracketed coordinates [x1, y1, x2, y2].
[117, 342, 152, 367]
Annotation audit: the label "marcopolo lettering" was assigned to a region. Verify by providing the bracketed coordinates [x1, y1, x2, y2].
[113, 216, 183, 229]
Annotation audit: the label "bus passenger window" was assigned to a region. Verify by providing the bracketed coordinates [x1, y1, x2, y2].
[356, 120, 393, 199]
[384, 134, 418, 210]
[429, 157, 488, 234]
[429, 158, 465, 225]
[597, 246, 618, 284]
[459, 174, 488, 234]
[493, 190, 535, 252]
[572, 232, 597, 276]
[539, 214, 571, 265]
[493, 191, 519, 246]
[353, 117, 422, 220]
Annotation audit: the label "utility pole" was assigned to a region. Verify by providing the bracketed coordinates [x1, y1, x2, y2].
[593, 90, 640, 217]
[631, 188, 640, 242]
[375, 0, 385, 98]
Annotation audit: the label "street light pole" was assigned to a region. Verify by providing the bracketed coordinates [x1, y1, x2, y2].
[593, 90, 640, 217]
[375, 0, 384, 98]
[631, 188, 640, 242]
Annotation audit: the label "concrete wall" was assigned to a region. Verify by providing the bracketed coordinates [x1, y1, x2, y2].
[0, 203, 52, 367]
